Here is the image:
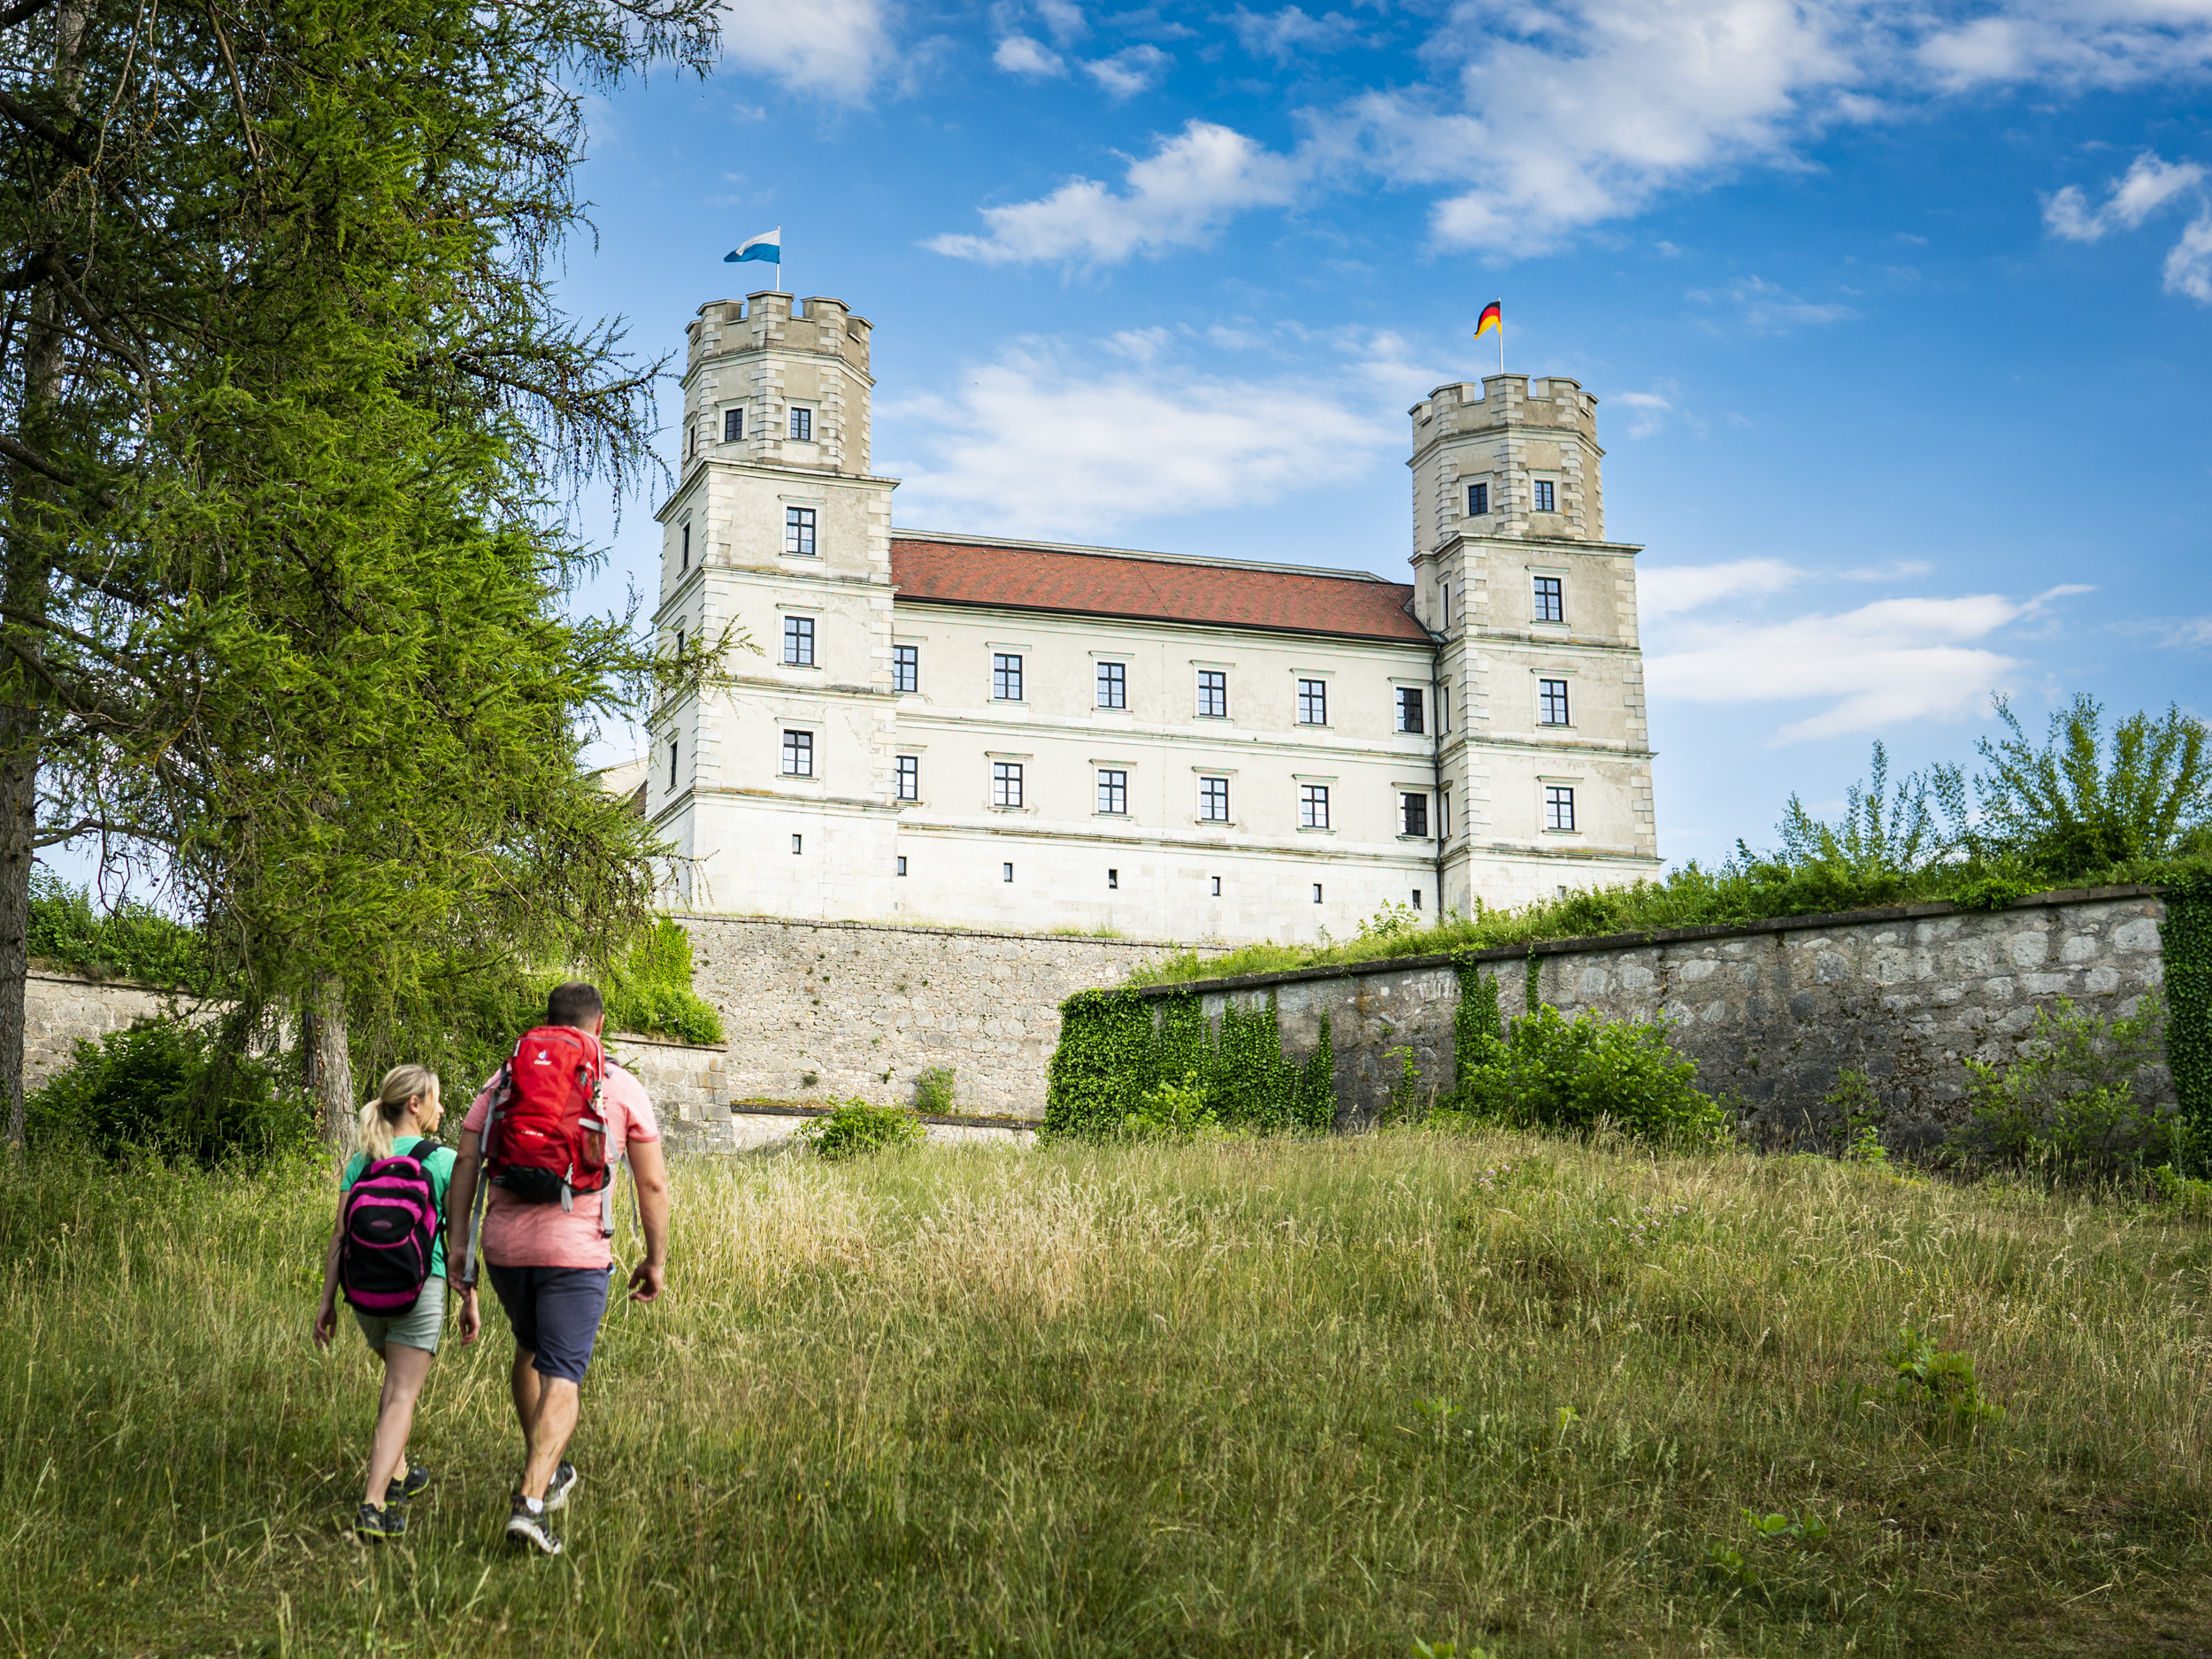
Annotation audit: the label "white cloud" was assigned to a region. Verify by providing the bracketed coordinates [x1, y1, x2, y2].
[720, 0, 894, 96]
[1687, 274, 1858, 333]
[994, 33, 1067, 75]
[1639, 558, 1803, 620]
[2043, 151, 2205, 239]
[1084, 43, 1172, 98]
[883, 339, 1394, 537]
[2165, 211, 2212, 300]
[925, 120, 1302, 264]
[1648, 588, 2085, 743]
[1917, 1, 2212, 91]
[1230, 5, 1363, 64]
[1610, 389, 1673, 438]
[1034, 0, 1087, 43]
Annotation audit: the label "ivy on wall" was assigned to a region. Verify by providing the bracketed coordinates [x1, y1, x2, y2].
[2167, 874, 2212, 1125]
[1453, 953, 1502, 1095]
[1044, 987, 1334, 1140]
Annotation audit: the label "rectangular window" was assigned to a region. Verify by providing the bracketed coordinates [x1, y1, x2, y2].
[893, 644, 918, 694]
[1002, 862, 1014, 884]
[674, 626, 685, 657]
[1198, 775, 1230, 822]
[1402, 792, 1429, 837]
[896, 855, 908, 877]
[1545, 784, 1577, 832]
[785, 506, 817, 557]
[668, 739, 678, 790]
[1539, 678, 1571, 725]
[1411, 888, 1423, 910]
[1397, 687, 1425, 734]
[789, 407, 812, 441]
[1312, 882, 1324, 904]
[1096, 661, 1126, 709]
[1300, 784, 1329, 829]
[1196, 670, 1228, 718]
[1441, 791, 1451, 838]
[1096, 768, 1127, 815]
[992, 761, 1023, 809]
[782, 615, 814, 665]
[791, 833, 803, 855]
[895, 755, 918, 801]
[680, 522, 690, 571]
[781, 730, 812, 777]
[1467, 481, 1488, 516]
[1533, 575, 1564, 624]
[687, 424, 695, 458]
[992, 653, 1023, 702]
[1107, 868, 1118, 889]
[1533, 479, 1555, 512]
[1297, 678, 1327, 726]
[1210, 875, 1221, 896]
[1439, 584, 1451, 630]
[723, 408, 743, 442]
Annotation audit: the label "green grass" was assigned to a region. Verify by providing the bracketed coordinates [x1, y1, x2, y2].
[7, 1132, 2212, 1655]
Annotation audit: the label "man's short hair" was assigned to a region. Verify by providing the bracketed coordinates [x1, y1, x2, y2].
[547, 980, 604, 1029]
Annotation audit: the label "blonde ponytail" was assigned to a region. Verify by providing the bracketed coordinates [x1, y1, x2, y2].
[354, 1064, 442, 1164]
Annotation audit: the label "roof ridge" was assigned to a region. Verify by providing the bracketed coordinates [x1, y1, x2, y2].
[888, 527, 1396, 584]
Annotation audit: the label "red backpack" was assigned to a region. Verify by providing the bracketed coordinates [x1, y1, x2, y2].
[480, 1025, 611, 1215]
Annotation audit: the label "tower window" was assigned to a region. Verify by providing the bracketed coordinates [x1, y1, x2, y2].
[1439, 584, 1452, 630]
[896, 855, 908, 876]
[1002, 862, 1015, 883]
[1196, 670, 1228, 718]
[668, 739, 678, 791]
[1198, 776, 1230, 822]
[782, 615, 815, 666]
[674, 626, 685, 657]
[1297, 678, 1327, 726]
[1545, 785, 1577, 832]
[782, 730, 813, 777]
[1397, 687, 1425, 734]
[792, 833, 803, 855]
[1467, 481, 1488, 516]
[1440, 792, 1451, 837]
[1402, 792, 1429, 838]
[1539, 678, 1571, 725]
[723, 408, 743, 442]
[1532, 479, 1555, 512]
[679, 522, 690, 571]
[1210, 875, 1221, 896]
[1097, 768, 1127, 816]
[1533, 576, 1564, 625]
[1096, 661, 1126, 710]
[992, 653, 1023, 702]
[687, 424, 696, 458]
[894, 644, 918, 694]
[1107, 867, 1118, 889]
[785, 506, 817, 557]
[895, 755, 918, 801]
[1300, 784, 1330, 829]
[789, 406, 812, 441]
[992, 761, 1024, 809]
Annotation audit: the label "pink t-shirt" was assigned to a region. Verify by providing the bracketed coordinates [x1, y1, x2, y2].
[463, 1056, 659, 1271]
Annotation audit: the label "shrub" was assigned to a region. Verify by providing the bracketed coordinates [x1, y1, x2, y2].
[1947, 994, 2171, 1177]
[795, 1098, 926, 1162]
[1117, 1072, 1222, 1143]
[27, 871, 209, 989]
[27, 1017, 313, 1167]
[603, 917, 723, 1046]
[1885, 1327, 2002, 1437]
[1442, 1004, 1726, 1147]
[913, 1066, 957, 1114]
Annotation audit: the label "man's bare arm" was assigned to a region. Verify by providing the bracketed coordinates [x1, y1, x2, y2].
[626, 1137, 671, 1303]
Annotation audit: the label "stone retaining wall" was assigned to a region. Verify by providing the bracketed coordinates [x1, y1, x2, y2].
[24, 968, 205, 1092]
[1141, 887, 2172, 1148]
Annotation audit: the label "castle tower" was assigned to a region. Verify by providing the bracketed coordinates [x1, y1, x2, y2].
[647, 294, 902, 913]
[1408, 375, 1659, 911]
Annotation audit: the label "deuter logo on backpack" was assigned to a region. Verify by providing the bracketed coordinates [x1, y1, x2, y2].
[482, 1025, 610, 1211]
[341, 1140, 442, 1313]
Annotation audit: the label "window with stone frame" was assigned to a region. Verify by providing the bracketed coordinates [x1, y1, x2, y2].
[1397, 687, 1425, 734]
[1401, 792, 1429, 837]
[1533, 575, 1564, 624]
[1532, 479, 1555, 512]
[1096, 661, 1126, 709]
[1544, 785, 1576, 832]
[1196, 670, 1228, 718]
[992, 761, 1023, 809]
[895, 755, 918, 801]
[788, 406, 812, 441]
[782, 615, 814, 665]
[1198, 775, 1230, 822]
[1097, 768, 1127, 815]
[784, 506, 817, 557]
[1539, 678, 1571, 725]
[723, 408, 743, 442]
[1300, 784, 1329, 829]
[992, 653, 1023, 702]
[1467, 480, 1488, 516]
[1297, 678, 1327, 726]
[782, 730, 813, 777]
[893, 645, 918, 694]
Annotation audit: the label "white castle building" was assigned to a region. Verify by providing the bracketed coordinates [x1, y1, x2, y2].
[637, 290, 1659, 945]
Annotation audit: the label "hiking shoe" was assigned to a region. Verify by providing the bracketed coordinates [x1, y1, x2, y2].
[543, 1462, 578, 1513]
[355, 1502, 406, 1541]
[505, 1496, 562, 1555]
[385, 1464, 431, 1505]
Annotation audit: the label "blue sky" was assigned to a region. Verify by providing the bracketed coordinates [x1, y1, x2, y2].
[556, 0, 2212, 869]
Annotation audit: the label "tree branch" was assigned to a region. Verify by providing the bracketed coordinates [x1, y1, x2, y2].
[0, 0, 62, 31]
[0, 88, 91, 165]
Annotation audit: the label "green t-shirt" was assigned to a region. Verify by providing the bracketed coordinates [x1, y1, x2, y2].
[341, 1135, 458, 1279]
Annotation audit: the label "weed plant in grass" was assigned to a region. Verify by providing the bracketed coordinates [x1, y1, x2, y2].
[6, 1133, 2212, 1655]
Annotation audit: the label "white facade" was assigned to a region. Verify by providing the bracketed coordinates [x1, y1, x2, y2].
[646, 291, 1660, 945]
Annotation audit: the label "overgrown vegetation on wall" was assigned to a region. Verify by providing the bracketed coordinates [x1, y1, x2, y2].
[27, 874, 209, 991]
[1043, 987, 1334, 1141]
[2167, 873, 2212, 1131]
[26, 1019, 312, 1167]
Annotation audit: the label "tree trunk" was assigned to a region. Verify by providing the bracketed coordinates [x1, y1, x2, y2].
[301, 976, 355, 1146]
[0, 2, 86, 1150]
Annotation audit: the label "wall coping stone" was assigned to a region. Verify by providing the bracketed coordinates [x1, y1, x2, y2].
[611, 1029, 729, 1055]
[1130, 883, 2170, 1002]
[733, 1099, 1044, 1130]
[25, 964, 202, 995]
[670, 911, 1194, 951]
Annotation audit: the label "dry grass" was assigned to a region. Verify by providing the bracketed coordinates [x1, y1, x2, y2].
[5, 1130, 2212, 1655]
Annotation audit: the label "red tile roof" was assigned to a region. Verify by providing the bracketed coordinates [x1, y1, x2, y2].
[889, 536, 1430, 645]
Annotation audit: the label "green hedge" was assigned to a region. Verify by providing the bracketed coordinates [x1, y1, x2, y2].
[27, 1018, 314, 1167]
[1044, 987, 1333, 1141]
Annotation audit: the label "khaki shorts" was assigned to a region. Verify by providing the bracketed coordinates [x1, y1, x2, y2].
[353, 1274, 447, 1356]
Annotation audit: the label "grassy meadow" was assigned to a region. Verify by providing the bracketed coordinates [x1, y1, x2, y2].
[7, 1132, 2212, 1656]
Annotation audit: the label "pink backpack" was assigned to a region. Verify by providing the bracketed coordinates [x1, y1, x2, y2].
[340, 1138, 442, 1315]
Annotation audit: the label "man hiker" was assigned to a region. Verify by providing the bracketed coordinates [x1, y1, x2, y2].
[447, 979, 672, 1555]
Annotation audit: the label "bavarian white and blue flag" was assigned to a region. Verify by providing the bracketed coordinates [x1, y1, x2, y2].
[726, 227, 781, 265]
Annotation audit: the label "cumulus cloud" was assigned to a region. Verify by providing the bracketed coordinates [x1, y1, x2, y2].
[1229, 5, 1364, 64]
[1083, 42, 1172, 98]
[994, 33, 1067, 75]
[721, 0, 895, 96]
[883, 338, 1394, 537]
[926, 120, 1301, 264]
[1918, 0, 2212, 91]
[2044, 151, 2205, 239]
[1638, 558, 1802, 620]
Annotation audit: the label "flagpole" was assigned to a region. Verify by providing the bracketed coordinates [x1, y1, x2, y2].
[1499, 309, 1505, 376]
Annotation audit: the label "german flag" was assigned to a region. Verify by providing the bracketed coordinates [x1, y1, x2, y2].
[1473, 300, 1502, 340]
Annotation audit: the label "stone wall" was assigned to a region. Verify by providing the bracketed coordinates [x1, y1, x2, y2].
[1141, 887, 2172, 1148]
[675, 915, 1210, 1117]
[24, 968, 205, 1092]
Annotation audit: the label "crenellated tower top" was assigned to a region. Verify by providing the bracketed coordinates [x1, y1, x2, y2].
[1408, 373, 1607, 552]
[678, 291, 875, 480]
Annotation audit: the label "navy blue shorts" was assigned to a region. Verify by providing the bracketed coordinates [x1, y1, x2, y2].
[486, 1263, 611, 1384]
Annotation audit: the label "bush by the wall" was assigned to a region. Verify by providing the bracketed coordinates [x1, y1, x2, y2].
[1440, 1003, 1727, 1147]
[913, 1067, 957, 1114]
[27, 1017, 313, 1167]
[1044, 987, 1333, 1142]
[603, 917, 724, 1046]
[1947, 994, 2172, 1178]
[27, 872, 209, 990]
[795, 1098, 926, 1162]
